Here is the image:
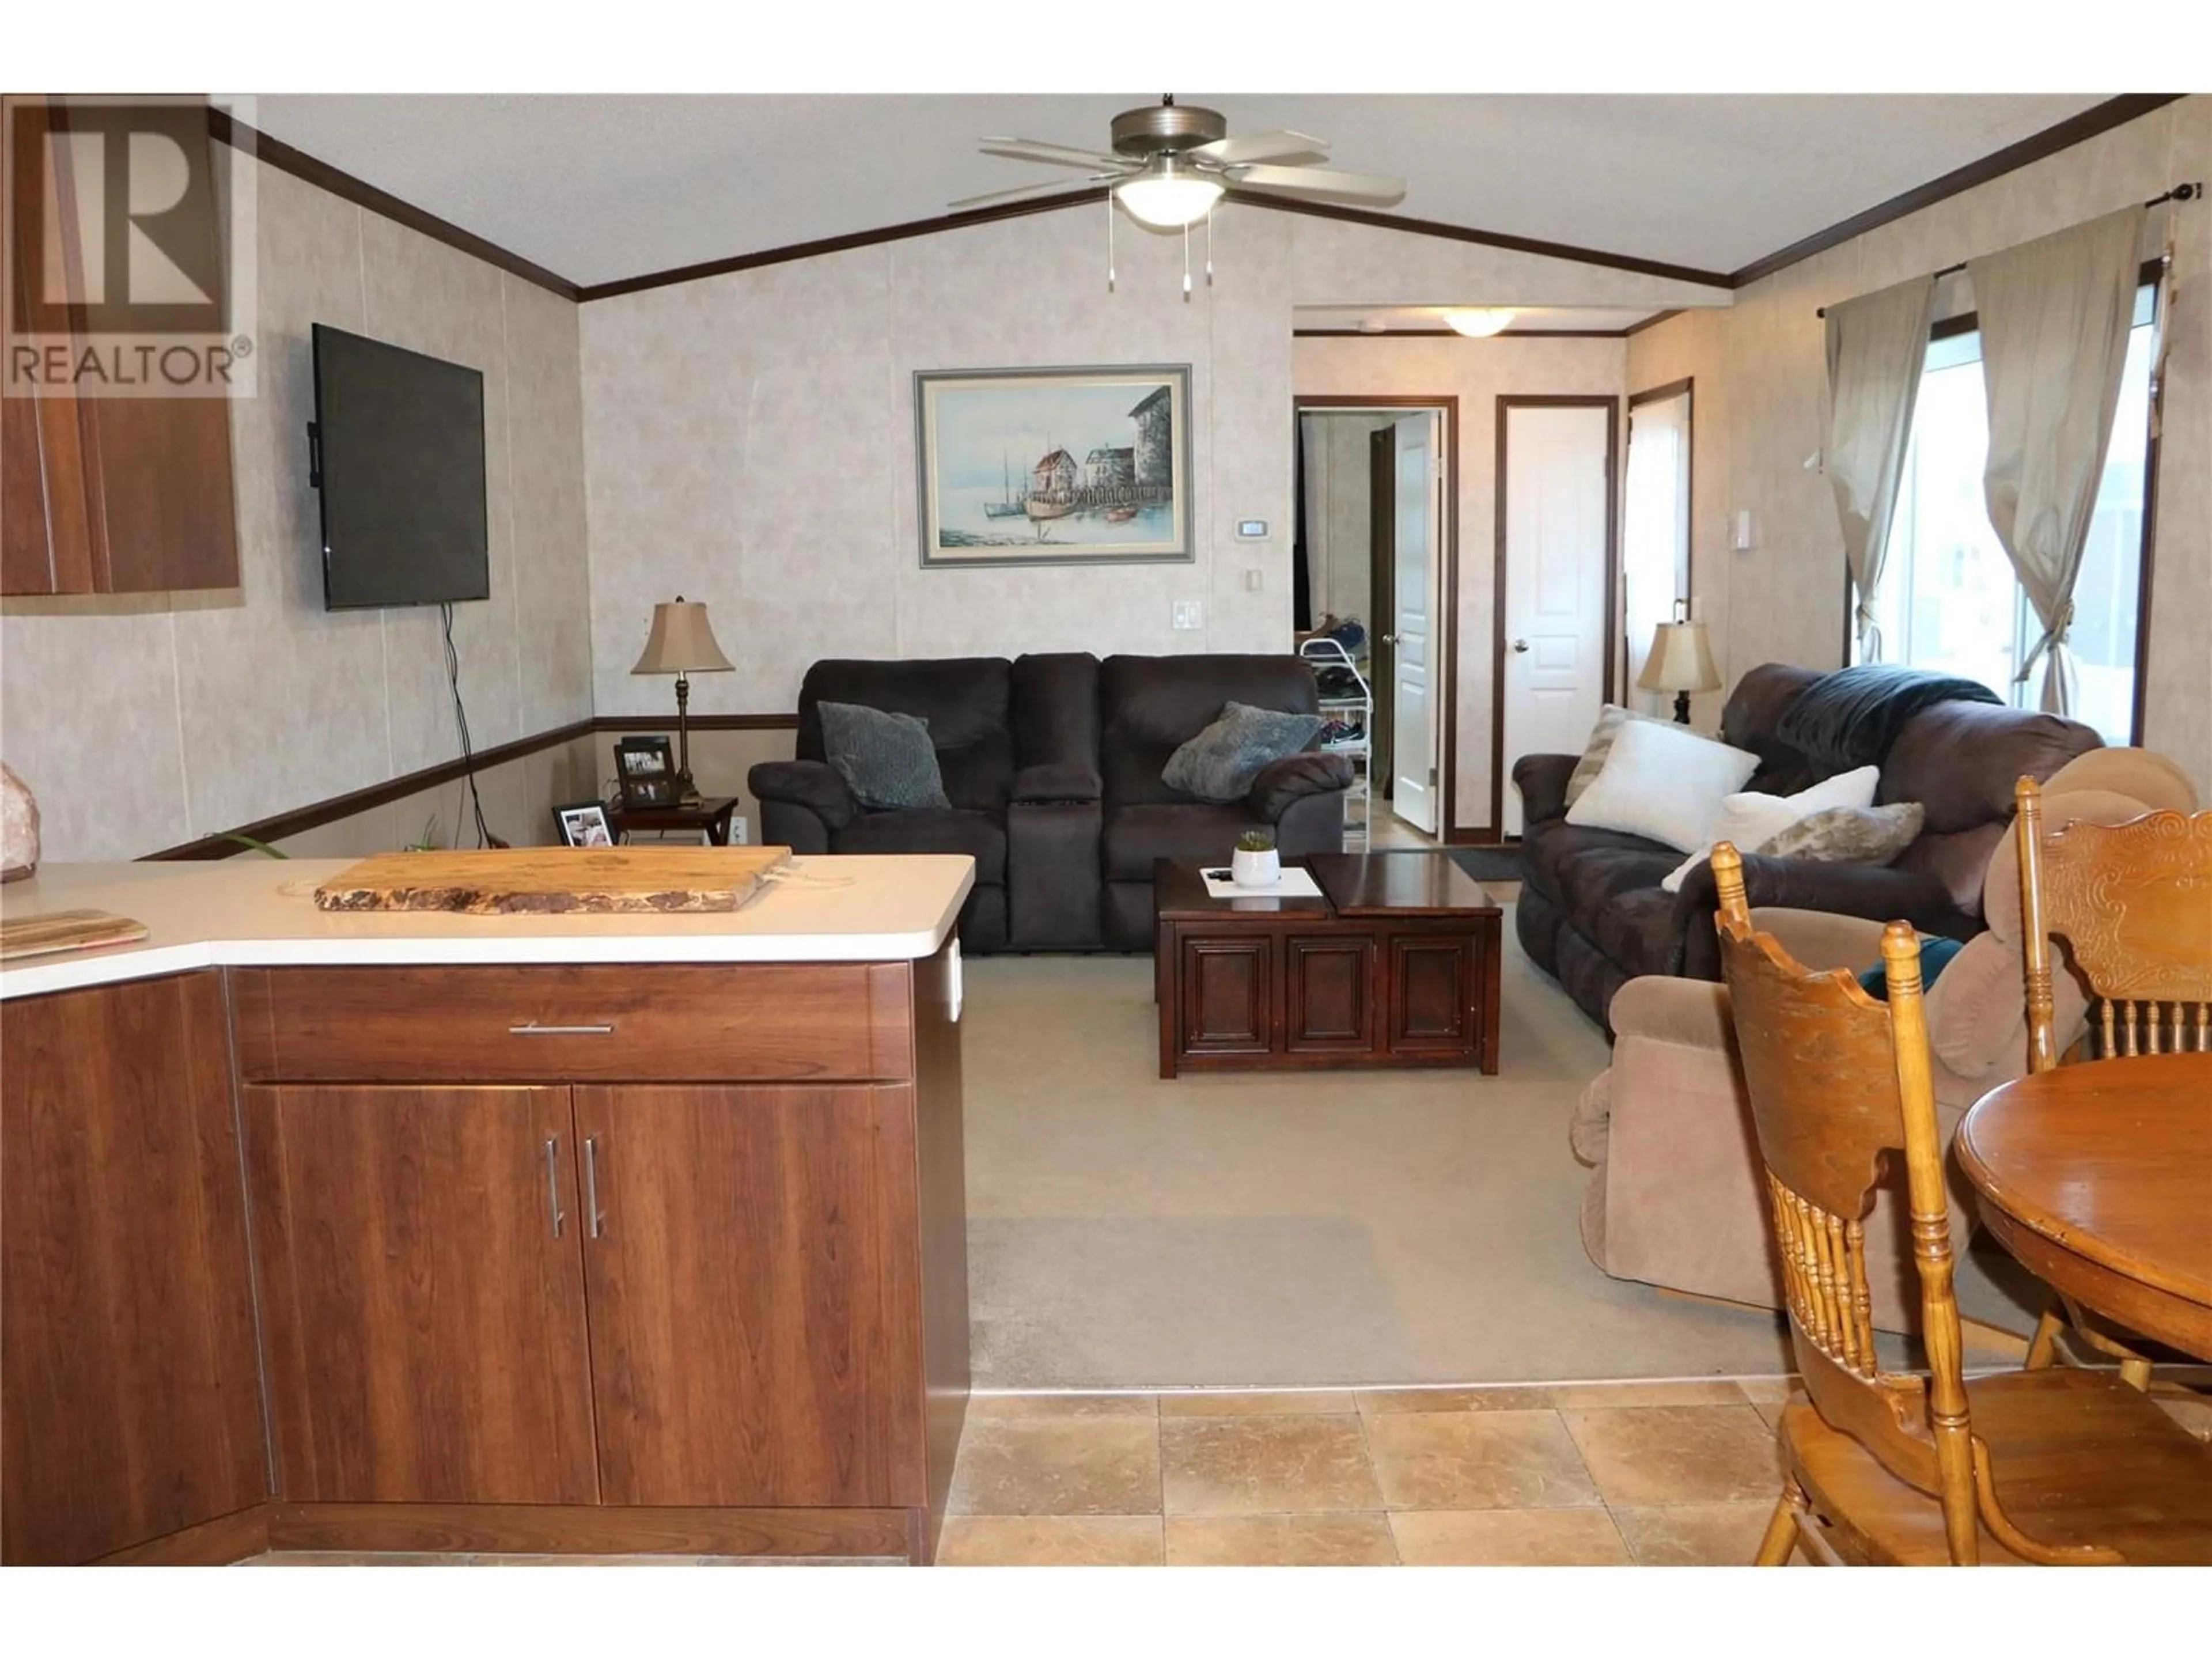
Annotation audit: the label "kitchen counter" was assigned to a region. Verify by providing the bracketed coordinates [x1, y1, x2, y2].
[0, 853, 976, 998]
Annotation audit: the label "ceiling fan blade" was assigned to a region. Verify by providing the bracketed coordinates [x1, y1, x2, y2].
[1228, 163, 1406, 204]
[949, 173, 1117, 211]
[979, 138, 1129, 171]
[1190, 129, 1327, 167]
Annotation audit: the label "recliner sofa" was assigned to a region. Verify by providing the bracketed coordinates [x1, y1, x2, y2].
[1514, 662, 2104, 1034]
[748, 653, 1351, 953]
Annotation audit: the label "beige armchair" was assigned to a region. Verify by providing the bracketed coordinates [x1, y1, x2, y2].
[1571, 748, 2198, 1334]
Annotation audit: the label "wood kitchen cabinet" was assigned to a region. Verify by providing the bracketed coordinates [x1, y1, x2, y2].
[227, 953, 968, 1562]
[0, 973, 266, 1565]
[243, 1084, 599, 1506]
[1, 93, 240, 596]
[575, 1084, 926, 1509]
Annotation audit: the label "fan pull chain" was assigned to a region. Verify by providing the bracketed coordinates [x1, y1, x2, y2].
[1183, 221, 1192, 300]
[1106, 190, 1116, 292]
[1206, 204, 1215, 287]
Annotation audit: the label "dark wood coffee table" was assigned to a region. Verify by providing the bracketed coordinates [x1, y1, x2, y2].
[1154, 853, 1502, 1078]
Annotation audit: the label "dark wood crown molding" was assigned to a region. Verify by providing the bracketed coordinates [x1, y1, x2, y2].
[575, 189, 1106, 302]
[1726, 94, 2187, 289]
[207, 109, 580, 301]
[1219, 190, 1732, 290]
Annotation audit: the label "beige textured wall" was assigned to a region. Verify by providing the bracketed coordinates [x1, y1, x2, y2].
[579, 205, 1721, 722]
[1293, 335, 1628, 832]
[1627, 97, 2211, 792]
[1304, 411, 1398, 623]
[0, 155, 595, 862]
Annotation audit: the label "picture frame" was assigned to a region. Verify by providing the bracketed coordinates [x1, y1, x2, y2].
[915, 364, 1193, 567]
[553, 800, 615, 848]
[615, 736, 677, 808]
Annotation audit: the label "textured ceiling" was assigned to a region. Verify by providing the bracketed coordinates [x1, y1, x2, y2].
[247, 93, 2111, 289]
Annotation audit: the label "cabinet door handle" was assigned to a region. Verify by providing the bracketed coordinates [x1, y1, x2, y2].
[543, 1136, 565, 1238]
[584, 1135, 605, 1240]
[510, 1023, 615, 1036]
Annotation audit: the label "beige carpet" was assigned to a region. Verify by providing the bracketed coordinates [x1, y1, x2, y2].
[961, 904, 2041, 1389]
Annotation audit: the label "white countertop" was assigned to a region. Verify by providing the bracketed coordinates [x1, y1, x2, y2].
[0, 854, 975, 999]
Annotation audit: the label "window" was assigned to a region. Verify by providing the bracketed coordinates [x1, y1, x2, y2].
[1854, 282, 2157, 744]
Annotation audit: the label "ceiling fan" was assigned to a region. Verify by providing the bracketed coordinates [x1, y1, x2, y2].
[952, 95, 1407, 229]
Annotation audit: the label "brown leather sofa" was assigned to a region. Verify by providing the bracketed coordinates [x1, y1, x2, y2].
[749, 653, 1351, 953]
[1513, 662, 2104, 1033]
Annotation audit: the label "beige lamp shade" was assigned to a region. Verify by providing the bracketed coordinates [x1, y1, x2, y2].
[631, 597, 733, 676]
[1636, 619, 1721, 694]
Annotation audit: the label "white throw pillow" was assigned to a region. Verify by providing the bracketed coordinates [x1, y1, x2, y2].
[1659, 766, 1882, 893]
[1565, 719, 1760, 853]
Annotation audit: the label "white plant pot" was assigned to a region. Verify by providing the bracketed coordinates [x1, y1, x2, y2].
[1231, 847, 1280, 887]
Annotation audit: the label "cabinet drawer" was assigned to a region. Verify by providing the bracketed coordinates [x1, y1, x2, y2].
[230, 964, 916, 1084]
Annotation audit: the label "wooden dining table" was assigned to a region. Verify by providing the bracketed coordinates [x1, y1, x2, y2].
[1957, 1051, 2212, 1363]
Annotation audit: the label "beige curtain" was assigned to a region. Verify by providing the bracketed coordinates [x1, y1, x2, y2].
[1824, 274, 1937, 662]
[1969, 204, 2146, 713]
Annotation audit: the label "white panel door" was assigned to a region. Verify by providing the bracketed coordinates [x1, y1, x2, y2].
[1389, 412, 1441, 835]
[1501, 403, 1612, 837]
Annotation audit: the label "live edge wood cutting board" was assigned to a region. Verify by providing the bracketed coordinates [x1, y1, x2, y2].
[314, 847, 792, 915]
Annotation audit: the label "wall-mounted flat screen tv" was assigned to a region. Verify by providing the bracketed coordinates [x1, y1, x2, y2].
[310, 323, 490, 610]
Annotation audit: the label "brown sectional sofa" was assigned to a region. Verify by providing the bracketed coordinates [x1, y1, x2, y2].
[1513, 662, 2105, 1034]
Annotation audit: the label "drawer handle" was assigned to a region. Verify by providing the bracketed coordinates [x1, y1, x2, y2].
[584, 1135, 605, 1240]
[509, 1023, 615, 1036]
[543, 1136, 565, 1239]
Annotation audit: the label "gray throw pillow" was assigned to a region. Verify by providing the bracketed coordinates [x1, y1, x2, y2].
[1565, 703, 1664, 809]
[1757, 801, 1924, 865]
[817, 700, 951, 812]
[1161, 701, 1325, 804]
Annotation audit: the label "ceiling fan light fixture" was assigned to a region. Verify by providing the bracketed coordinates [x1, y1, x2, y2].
[1115, 159, 1224, 230]
[1443, 308, 1518, 339]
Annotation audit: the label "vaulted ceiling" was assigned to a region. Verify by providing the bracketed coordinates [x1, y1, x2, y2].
[249, 93, 2113, 291]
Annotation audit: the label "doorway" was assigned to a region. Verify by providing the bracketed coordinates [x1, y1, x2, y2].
[1293, 397, 1459, 841]
[1493, 396, 1620, 839]
[1622, 380, 1694, 712]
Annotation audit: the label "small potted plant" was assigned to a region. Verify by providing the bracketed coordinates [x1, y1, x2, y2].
[1231, 827, 1280, 888]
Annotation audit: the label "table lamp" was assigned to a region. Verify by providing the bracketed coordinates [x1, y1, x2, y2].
[630, 596, 733, 801]
[1637, 608, 1721, 724]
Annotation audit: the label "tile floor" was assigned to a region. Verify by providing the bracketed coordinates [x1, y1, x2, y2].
[937, 1378, 1797, 1565]
[935, 1376, 2212, 1566]
[237, 1377, 2212, 1567]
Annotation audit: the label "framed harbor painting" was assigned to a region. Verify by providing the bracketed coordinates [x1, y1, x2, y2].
[915, 365, 1193, 567]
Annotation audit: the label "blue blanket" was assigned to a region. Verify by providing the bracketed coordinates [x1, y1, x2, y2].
[1775, 665, 2001, 773]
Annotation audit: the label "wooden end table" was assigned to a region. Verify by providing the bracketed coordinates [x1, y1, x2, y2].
[607, 795, 742, 846]
[1154, 853, 1502, 1078]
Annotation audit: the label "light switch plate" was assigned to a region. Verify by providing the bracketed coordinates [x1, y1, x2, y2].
[1172, 599, 1203, 630]
[1243, 568, 1263, 592]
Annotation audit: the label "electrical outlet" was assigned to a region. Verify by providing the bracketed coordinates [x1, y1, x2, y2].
[1172, 599, 1203, 631]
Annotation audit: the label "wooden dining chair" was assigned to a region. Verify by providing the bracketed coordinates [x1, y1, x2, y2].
[1706, 843, 2212, 1566]
[2014, 775, 2212, 1385]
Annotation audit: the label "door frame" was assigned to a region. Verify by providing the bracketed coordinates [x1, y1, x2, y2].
[1490, 394, 1622, 842]
[1622, 376, 1695, 702]
[1291, 395, 1461, 839]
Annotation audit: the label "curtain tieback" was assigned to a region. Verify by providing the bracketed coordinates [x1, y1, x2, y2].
[1854, 597, 1884, 663]
[2014, 600, 2077, 685]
